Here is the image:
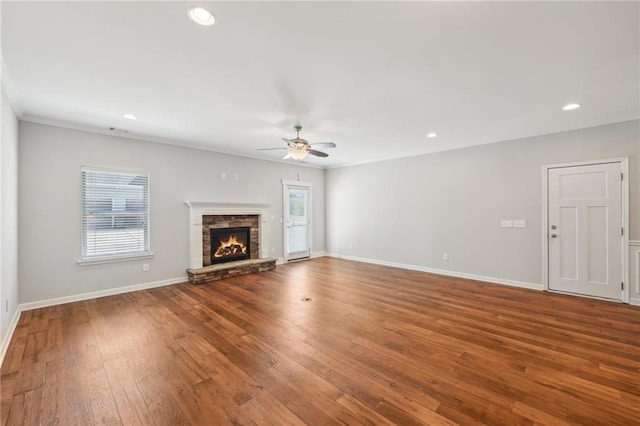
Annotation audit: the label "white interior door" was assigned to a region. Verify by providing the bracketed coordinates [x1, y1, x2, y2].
[283, 183, 311, 261]
[548, 162, 623, 300]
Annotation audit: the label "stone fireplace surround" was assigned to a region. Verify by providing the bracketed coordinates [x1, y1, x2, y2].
[185, 201, 276, 284]
[203, 215, 258, 266]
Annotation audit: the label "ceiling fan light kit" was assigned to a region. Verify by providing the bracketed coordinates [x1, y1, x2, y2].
[286, 149, 309, 161]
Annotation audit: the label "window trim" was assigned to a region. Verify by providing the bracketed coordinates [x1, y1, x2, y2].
[78, 166, 152, 265]
[77, 252, 154, 266]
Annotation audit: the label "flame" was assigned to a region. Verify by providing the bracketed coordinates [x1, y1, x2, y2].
[214, 235, 247, 258]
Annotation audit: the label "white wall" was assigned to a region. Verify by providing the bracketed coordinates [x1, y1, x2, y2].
[18, 122, 326, 304]
[15, 119, 640, 305]
[1, 85, 19, 341]
[326, 120, 639, 287]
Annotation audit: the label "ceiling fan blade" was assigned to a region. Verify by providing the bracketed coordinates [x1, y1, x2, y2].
[283, 153, 293, 160]
[308, 149, 329, 158]
[310, 142, 336, 149]
[282, 138, 293, 144]
[256, 147, 288, 151]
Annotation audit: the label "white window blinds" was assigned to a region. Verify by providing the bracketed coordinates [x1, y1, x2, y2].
[81, 167, 150, 260]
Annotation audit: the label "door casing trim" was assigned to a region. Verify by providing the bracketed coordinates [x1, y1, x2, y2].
[281, 179, 313, 262]
[541, 158, 629, 303]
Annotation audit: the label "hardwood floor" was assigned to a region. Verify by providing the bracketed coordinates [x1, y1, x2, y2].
[2, 257, 640, 425]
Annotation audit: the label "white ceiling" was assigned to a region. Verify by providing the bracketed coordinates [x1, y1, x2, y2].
[2, 1, 639, 168]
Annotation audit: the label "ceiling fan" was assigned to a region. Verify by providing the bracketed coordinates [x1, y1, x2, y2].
[257, 124, 336, 161]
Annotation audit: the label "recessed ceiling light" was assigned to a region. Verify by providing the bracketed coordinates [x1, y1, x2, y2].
[426, 132, 437, 138]
[188, 7, 215, 26]
[562, 103, 581, 111]
[123, 113, 137, 120]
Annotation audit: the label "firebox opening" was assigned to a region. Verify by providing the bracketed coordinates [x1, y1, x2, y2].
[210, 227, 251, 265]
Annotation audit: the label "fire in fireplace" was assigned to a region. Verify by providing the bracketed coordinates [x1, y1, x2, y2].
[210, 227, 251, 264]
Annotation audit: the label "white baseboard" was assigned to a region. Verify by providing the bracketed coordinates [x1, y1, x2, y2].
[310, 250, 327, 259]
[0, 307, 22, 368]
[19, 276, 188, 312]
[630, 298, 640, 306]
[329, 254, 543, 291]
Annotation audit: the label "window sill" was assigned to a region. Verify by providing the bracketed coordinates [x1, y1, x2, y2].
[77, 252, 154, 266]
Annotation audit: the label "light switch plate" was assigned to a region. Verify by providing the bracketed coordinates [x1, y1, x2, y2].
[501, 219, 514, 228]
[514, 220, 527, 228]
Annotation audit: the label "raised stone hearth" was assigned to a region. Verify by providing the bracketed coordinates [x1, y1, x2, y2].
[187, 258, 276, 284]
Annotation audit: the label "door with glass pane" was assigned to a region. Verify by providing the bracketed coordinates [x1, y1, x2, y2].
[283, 182, 311, 261]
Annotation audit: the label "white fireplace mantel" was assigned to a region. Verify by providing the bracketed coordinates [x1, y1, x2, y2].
[185, 201, 271, 269]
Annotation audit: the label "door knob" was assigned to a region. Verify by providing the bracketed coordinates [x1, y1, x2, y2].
[550, 225, 557, 229]
[551, 234, 557, 238]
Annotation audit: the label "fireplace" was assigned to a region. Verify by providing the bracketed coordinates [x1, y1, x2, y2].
[201, 214, 259, 267]
[210, 227, 251, 265]
[185, 202, 275, 284]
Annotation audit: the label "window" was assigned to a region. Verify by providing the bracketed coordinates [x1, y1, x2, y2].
[81, 167, 150, 262]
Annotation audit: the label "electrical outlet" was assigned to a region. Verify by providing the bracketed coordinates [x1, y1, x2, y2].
[348, 242, 353, 249]
[271, 247, 276, 253]
[220, 172, 226, 180]
[443, 253, 449, 261]
[143, 263, 149, 272]
[234, 173, 239, 181]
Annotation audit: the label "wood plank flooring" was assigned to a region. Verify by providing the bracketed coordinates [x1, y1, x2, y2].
[2, 257, 640, 425]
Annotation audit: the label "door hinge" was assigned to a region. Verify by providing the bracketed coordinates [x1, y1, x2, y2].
[621, 227, 624, 236]
[621, 282, 624, 290]
[621, 172, 624, 181]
